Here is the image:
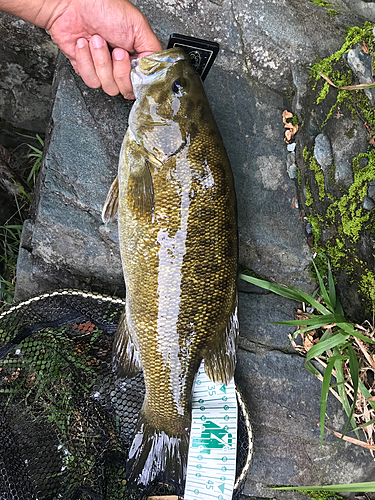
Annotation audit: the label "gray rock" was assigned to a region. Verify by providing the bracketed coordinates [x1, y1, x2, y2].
[0, 13, 58, 134]
[14, 57, 131, 300]
[347, 44, 375, 106]
[314, 133, 332, 170]
[286, 152, 298, 179]
[236, 347, 374, 499]
[363, 195, 375, 210]
[368, 179, 375, 200]
[330, 118, 368, 189]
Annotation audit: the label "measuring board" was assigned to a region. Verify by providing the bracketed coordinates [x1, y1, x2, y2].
[184, 360, 238, 500]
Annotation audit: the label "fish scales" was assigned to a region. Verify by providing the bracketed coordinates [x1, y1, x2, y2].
[103, 47, 238, 492]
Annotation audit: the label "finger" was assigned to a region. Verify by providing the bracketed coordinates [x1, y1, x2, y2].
[75, 38, 101, 88]
[90, 35, 120, 96]
[112, 48, 134, 100]
[133, 16, 163, 56]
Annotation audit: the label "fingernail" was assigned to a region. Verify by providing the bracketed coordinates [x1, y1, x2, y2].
[92, 35, 104, 49]
[113, 49, 125, 61]
[77, 38, 86, 49]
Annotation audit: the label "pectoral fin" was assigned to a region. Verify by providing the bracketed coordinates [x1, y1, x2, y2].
[127, 159, 154, 220]
[102, 176, 119, 223]
[112, 308, 141, 378]
[204, 293, 238, 386]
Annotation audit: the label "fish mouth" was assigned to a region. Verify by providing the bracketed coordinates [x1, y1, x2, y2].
[131, 48, 186, 82]
[131, 48, 187, 99]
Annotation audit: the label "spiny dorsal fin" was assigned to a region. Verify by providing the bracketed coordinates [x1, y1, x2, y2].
[102, 176, 119, 223]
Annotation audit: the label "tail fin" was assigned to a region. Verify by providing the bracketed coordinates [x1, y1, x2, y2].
[126, 412, 189, 494]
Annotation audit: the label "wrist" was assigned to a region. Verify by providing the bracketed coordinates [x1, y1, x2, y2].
[0, 0, 70, 29]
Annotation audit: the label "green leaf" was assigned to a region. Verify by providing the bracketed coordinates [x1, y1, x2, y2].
[333, 347, 358, 439]
[348, 344, 359, 408]
[349, 417, 375, 433]
[312, 258, 333, 312]
[358, 379, 375, 412]
[240, 274, 306, 301]
[305, 332, 349, 362]
[327, 261, 337, 312]
[239, 274, 330, 315]
[305, 359, 322, 377]
[330, 345, 360, 449]
[272, 313, 343, 328]
[320, 356, 336, 443]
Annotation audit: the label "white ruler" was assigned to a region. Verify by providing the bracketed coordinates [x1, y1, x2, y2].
[184, 360, 238, 500]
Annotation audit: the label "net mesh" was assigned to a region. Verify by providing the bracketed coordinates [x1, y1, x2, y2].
[0, 290, 252, 500]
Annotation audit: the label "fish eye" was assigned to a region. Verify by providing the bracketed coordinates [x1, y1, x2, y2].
[172, 78, 183, 94]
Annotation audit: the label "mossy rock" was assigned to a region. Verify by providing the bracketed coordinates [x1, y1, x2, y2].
[295, 23, 375, 322]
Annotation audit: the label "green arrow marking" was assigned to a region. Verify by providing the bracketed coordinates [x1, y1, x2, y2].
[220, 385, 226, 393]
[218, 483, 225, 493]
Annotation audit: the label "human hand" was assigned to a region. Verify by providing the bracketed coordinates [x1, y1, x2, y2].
[47, 0, 162, 99]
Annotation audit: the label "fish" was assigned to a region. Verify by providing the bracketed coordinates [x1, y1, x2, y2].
[102, 47, 238, 492]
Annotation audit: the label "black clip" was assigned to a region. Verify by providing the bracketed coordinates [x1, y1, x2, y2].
[167, 34, 219, 81]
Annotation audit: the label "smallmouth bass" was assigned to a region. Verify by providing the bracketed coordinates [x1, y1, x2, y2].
[102, 47, 238, 491]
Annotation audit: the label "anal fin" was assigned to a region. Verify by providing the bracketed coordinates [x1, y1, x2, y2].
[112, 308, 141, 378]
[204, 294, 238, 386]
[102, 176, 119, 223]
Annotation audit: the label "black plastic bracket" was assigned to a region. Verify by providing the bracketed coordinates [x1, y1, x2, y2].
[167, 34, 219, 81]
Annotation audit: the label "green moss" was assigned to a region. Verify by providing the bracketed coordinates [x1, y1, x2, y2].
[308, 0, 339, 17]
[301, 21, 375, 313]
[326, 150, 375, 242]
[305, 184, 314, 206]
[325, 238, 352, 270]
[360, 270, 375, 304]
[308, 214, 322, 242]
[346, 123, 355, 139]
[303, 146, 310, 163]
[311, 22, 375, 108]
[309, 156, 326, 201]
[309, 252, 329, 281]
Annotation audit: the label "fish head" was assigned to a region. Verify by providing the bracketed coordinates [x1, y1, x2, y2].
[129, 48, 208, 162]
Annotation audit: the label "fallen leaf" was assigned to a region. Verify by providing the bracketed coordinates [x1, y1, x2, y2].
[282, 110, 299, 143]
[363, 42, 370, 54]
[318, 71, 375, 91]
[318, 71, 337, 88]
[323, 424, 375, 450]
[282, 110, 294, 124]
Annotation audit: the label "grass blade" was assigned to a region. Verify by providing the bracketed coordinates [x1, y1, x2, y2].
[320, 356, 336, 443]
[305, 332, 349, 362]
[239, 274, 307, 302]
[239, 274, 330, 315]
[312, 258, 332, 311]
[358, 379, 375, 412]
[334, 347, 358, 439]
[272, 481, 375, 492]
[348, 344, 359, 410]
[272, 313, 342, 328]
[327, 261, 337, 312]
